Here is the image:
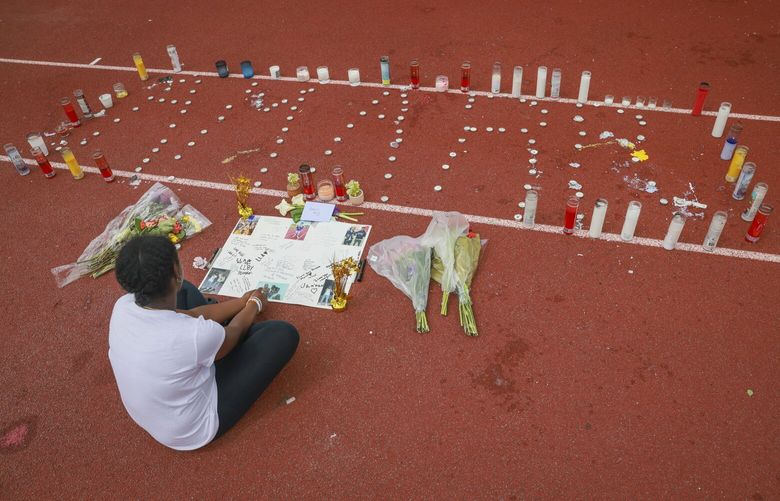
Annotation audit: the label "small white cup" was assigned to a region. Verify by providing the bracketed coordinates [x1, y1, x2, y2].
[99, 93, 113, 108]
[269, 65, 280, 78]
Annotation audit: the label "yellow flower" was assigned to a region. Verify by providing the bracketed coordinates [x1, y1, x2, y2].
[631, 149, 649, 162]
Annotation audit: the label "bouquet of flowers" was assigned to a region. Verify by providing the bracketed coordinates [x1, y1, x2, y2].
[431, 232, 483, 336]
[367, 235, 432, 332]
[51, 182, 211, 287]
[420, 212, 469, 316]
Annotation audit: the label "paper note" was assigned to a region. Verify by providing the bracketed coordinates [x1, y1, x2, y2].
[300, 202, 336, 222]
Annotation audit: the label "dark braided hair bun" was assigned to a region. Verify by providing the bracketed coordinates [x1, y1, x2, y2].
[115, 236, 178, 306]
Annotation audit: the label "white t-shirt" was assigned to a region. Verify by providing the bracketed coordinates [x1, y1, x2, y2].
[108, 294, 225, 450]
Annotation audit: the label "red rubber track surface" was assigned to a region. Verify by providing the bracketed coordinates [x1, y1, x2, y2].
[0, 0, 778, 498]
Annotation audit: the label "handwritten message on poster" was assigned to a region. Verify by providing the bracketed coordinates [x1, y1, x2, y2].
[198, 215, 371, 309]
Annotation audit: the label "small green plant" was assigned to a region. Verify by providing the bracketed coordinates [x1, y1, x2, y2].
[346, 180, 361, 197]
[287, 173, 300, 185]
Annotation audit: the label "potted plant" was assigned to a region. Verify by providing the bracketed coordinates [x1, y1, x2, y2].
[286, 173, 302, 198]
[346, 180, 364, 205]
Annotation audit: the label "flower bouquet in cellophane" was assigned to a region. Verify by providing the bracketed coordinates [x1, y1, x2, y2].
[51, 182, 211, 287]
[367, 235, 432, 333]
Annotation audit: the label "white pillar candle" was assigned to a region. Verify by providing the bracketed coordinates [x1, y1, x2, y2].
[577, 71, 591, 103]
[742, 182, 768, 221]
[491, 62, 502, 94]
[316, 66, 330, 83]
[511, 66, 523, 97]
[535, 66, 547, 98]
[269, 65, 281, 78]
[348, 68, 360, 86]
[662, 213, 686, 250]
[550, 68, 561, 98]
[26, 132, 48, 156]
[702, 211, 727, 251]
[99, 93, 113, 108]
[620, 201, 642, 241]
[435, 75, 449, 92]
[711, 102, 732, 137]
[588, 198, 608, 238]
[522, 190, 538, 228]
[296, 66, 310, 82]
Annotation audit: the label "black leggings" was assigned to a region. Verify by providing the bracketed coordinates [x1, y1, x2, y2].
[176, 281, 299, 439]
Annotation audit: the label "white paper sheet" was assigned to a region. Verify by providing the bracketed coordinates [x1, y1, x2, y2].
[198, 215, 371, 309]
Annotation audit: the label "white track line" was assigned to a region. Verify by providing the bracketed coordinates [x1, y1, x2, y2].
[88, 57, 102, 65]
[3, 155, 779, 264]
[1, 56, 778, 123]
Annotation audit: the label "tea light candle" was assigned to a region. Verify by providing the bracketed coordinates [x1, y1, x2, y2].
[535, 66, 547, 99]
[348, 68, 360, 86]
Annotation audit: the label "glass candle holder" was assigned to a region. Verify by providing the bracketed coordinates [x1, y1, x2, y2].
[4, 144, 30, 176]
[620, 201, 642, 241]
[647, 96, 657, 108]
[410, 60, 420, 89]
[299, 164, 316, 201]
[55, 122, 71, 138]
[317, 66, 330, 83]
[332, 166, 347, 202]
[745, 204, 772, 243]
[635, 96, 645, 107]
[296, 66, 310, 82]
[702, 211, 727, 251]
[535, 66, 547, 98]
[435, 75, 449, 92]
[522, 190, 538, 228]
[711, 102, 732, 137]
[491, 62, 502, 94]
[317, 179, 335, 201]
[30, 146, 55, 178]
[73, 89, 93, 119]
[269, 65, 281, 78]
[550, 68, 561, 98]
[732, 162, 756, 200]
[380, 56, 390, 85]
[132, 52, 148, 81]
[348, 68, 360, 86]
[215, 60, 229, 78]
[92, 150, 115, 182]
[113, 82, 128, 99]
[577, 71, 591, 103]
[742, 182, 768, 222]
[26, 132, 48, 156]
[512, 66, 524, 97]
[692, 81, 710, 116]
[604, 95, 614, 105]
[60, 97, 81, 127]
[460, 62, 471, 92]
[725, 145, 749, 182]
[240, 60, 254, 78]
[621, 96, 631, 106]
[563, 196, 579, 234]
[99, 93, 113, 109]
[61, 147, 84, 180]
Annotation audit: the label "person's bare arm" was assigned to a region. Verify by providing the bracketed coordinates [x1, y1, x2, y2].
[177, 290, 258, 324]
[215, 290, 264, 360]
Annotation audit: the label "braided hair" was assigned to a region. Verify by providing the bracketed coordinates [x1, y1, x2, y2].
[115, 236, 179, 306]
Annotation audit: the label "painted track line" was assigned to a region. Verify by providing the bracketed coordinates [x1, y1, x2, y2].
[1, 56, 779, 123]
[3, 155, 779, 264]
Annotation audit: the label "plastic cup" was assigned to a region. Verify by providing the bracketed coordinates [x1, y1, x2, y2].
[99, 93, 113, 108]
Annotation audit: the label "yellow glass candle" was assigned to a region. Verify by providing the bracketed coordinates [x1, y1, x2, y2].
[132, 52, 149, 81]
[725, 145, 748, 182]
[61, 148, 84, 179]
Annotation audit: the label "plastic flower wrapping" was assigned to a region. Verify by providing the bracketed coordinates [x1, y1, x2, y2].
[51, 182, 211, 288]
[367, 235, 432, 333]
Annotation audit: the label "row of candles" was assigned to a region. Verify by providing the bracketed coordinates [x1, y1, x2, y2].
[521, 189, 772, 247]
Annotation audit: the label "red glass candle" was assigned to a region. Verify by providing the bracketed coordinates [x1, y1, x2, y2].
[409, 60, 420, 89]
[30, 147, 56, 178]
[745, 204, 772, 243]
[461, 62, 471, 92]
[60, 97, 81, 127]
[563, 196, 579, 234]
[299, 164, 316, 201]
[92, 150, 115, 182]
[691, 81, 710, 116]
[331, 166, 348, 202]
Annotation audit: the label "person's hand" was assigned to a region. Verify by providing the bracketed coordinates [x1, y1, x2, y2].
[241, 288, 265, 314]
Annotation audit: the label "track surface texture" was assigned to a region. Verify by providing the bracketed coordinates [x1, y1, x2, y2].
[1, 0, 778, 498]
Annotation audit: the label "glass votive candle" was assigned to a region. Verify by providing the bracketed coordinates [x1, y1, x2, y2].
[26, 132, 48, 156]
[317, 179, 335, 201]
[435, 75, 449, 92]
[215, 60, 229, 78]
[113, 82, 128, 99]
[240, 60, 254, 78]
[348, 68, 360, 86]
[604, 95, 614, 105]
[647, 96, 657, 108]
[99, 93, 113, 108]
[269, 65, 280, 78]
[296, 66, 310, 82]
[621, 96, 631, 106]
[317, 66, 330, 83]
[55, 122, 71, 138]
[636, 96, 646, 107]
